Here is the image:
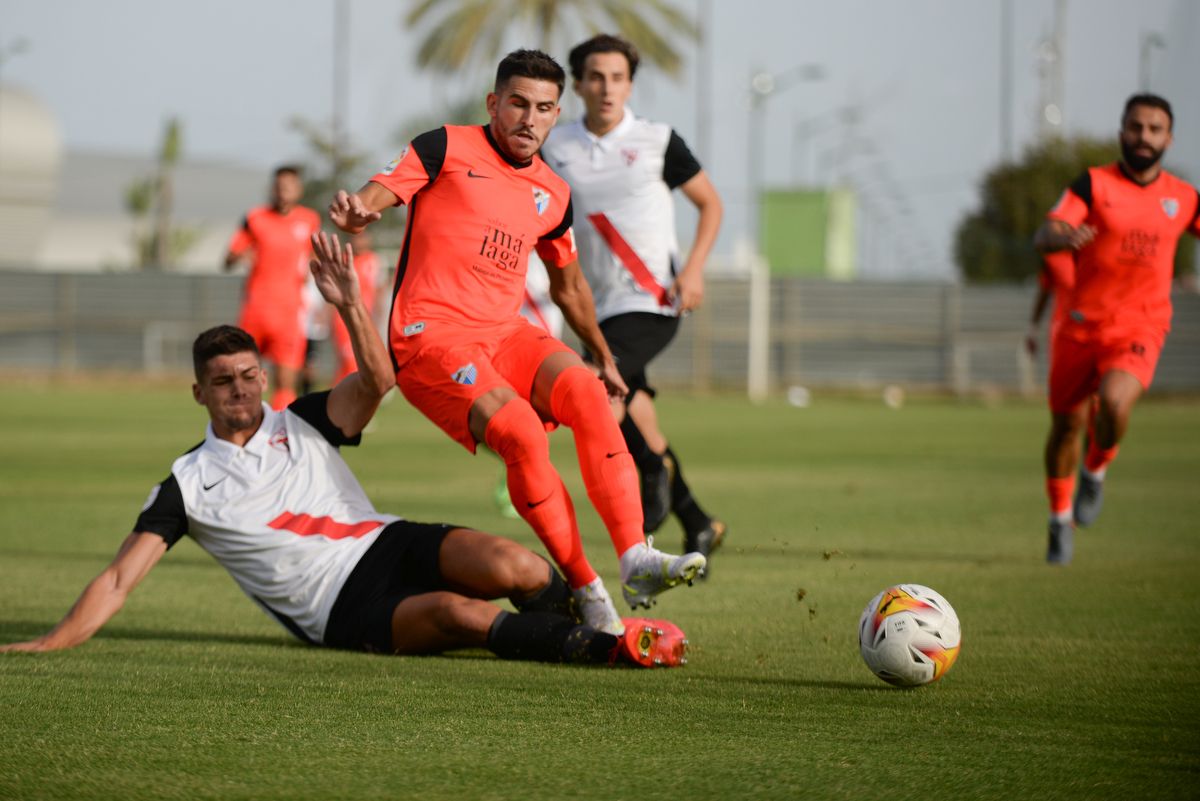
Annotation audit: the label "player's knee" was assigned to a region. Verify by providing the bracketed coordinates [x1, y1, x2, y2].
[549, 365, 609, 426]
[483, 400, 549, 463]
[500, 545, 551, 596]
[435, 596, 494, 640]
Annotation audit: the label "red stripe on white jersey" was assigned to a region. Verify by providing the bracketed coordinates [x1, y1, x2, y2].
[586, 212, 672, 307]
[268, 511, 384, 540]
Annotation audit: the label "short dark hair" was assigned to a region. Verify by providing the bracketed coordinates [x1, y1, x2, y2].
[568, 34, 639, 82]
[273, 164, 303, 180]
[1123, 93, 1173, 129]
[193, 325, 260, 381]
[494, 49, 565, 96]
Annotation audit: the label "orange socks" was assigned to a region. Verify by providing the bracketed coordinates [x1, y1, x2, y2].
[1084, 441, 1118, 477]
[485, 401, 597, 589]
[549, 366, 645, 557]
[1046, 476, 1075, 519]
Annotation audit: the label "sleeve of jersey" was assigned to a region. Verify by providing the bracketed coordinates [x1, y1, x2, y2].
[133, 474, 188, 548]
[1046, 172, 1091, 226]
[535, 197, 577, 268]
[226, 216, 253, 255]
[288, 391, 363, 448]
[368, 128, 448, 206]
[662, 130, 703, 190]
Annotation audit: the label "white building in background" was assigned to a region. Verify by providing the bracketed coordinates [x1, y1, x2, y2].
[0, 85, 62, 265]
[0, 83, 265, 273]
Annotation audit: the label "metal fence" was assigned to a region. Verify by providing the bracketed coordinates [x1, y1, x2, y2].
[1, 269, 1197, 396]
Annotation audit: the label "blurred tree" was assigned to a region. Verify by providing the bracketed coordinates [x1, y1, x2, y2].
[956, 136, 1195, 283]
[122, 117, 199, 270]
[288, 115, 369, 212]
[404, 0, 698, 79]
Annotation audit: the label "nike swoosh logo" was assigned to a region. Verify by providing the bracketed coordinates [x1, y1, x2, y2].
[203, 477, 227, 491]
[605, 452, 622, 459]
[526, 494, 552, 509]
[467, 169, 491, 179]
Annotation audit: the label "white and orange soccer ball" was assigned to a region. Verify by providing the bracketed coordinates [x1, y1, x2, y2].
[858, 584, 961, 687]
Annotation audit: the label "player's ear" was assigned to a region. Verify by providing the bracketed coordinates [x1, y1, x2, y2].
[572, 79, 582, 98]
[486, 92, 499, 119]
[192, 383, 204, 406]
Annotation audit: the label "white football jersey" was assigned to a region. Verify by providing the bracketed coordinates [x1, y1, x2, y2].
[542, 109, 702, 322]
[135, 393, 400, 644]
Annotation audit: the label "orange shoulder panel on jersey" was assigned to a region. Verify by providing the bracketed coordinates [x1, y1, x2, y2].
[369, 128, 445, 206]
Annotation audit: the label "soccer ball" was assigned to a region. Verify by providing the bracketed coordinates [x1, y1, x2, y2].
[858, 584, 961, 687]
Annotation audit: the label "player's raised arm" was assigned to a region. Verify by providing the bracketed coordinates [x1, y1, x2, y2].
[0, 532, 167, 653]
[328, 185, 395, 234]
[672, 171, 723, 312]
[547, 258, 628, 400]
[309, 232, 395, 437]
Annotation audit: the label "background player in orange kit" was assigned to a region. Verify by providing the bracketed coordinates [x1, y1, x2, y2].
[1033, 94, 1200, 565]
[328, 50, 705, 636]
[225, 165, 322, 410]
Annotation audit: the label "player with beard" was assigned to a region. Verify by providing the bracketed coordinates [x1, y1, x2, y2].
[1033, 94, 1200, 564]
[327, 50, 706, 635]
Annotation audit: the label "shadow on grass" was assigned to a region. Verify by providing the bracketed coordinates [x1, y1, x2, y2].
[0, 547, 216, 568]
[0, 621, 298, 649]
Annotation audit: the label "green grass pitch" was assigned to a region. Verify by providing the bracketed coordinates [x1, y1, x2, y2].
[1, 378, 1198, 800]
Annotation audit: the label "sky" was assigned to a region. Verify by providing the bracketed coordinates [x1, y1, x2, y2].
[2, 0, 1196, 279]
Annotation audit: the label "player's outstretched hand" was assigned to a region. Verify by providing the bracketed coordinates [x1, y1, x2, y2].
[310, 232, 360, 310]
[0, 638, 49, 653]
[329, 190, 382, 234]
[671, 270, 705, 313]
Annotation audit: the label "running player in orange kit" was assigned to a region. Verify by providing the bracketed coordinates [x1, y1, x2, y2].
[225, 166, 323, 410]
[328, 50, 705, 635]
[1033, 94, 1200, 564]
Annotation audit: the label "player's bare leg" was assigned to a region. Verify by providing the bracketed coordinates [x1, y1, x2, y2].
[531, 352, 705, 609]
[1076, 370, 1143, 526]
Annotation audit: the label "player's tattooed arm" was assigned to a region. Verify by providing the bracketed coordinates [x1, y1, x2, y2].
[0, 532, 167, 653]
[1034, 220, 1097, 253]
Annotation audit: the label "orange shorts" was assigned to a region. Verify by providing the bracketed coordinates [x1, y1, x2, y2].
[1048, 327, 1164, 413]
[393, 318, 573, 452]
[239, 305, 306, 370]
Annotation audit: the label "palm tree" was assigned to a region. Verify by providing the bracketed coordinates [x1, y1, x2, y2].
[404, 0, 698, 79]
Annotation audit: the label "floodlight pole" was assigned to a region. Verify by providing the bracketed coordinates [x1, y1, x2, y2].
[1138, 31, 1165, 91]
[745, 64, 824, 404]
[332, 0, 350, 190]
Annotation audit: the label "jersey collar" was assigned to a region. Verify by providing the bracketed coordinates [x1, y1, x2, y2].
[1116, 160, 1164, 188]
[204, 402, 275, 466]
[482, 124, 534, 169]
[579, 107, 636, 151]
